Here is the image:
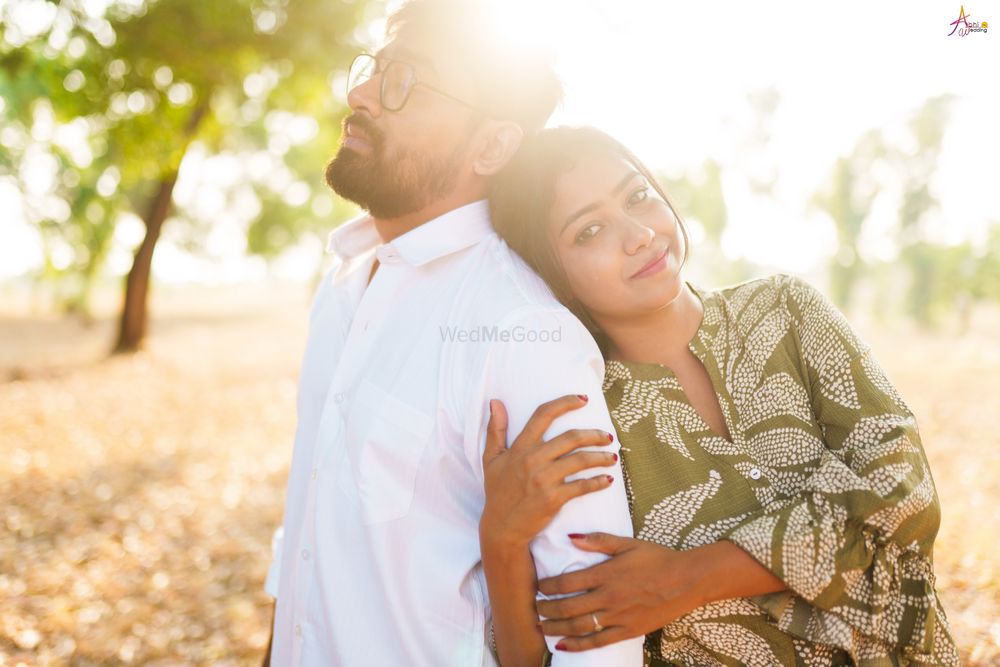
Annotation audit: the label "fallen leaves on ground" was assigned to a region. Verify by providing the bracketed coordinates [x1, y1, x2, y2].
[1, 287, 998, 665]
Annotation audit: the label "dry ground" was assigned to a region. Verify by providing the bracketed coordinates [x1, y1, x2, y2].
[1, 283, 998, 665]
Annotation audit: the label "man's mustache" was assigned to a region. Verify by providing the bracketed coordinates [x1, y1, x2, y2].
[343, 113, 384, 150]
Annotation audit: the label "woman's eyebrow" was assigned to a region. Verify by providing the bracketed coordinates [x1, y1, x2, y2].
[560, 171, 641, 235]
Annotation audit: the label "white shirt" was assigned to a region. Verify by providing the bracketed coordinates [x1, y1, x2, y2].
[267, 200, 642, 666]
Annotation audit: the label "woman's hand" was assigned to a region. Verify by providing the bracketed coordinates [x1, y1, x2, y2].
[535, 533, 787, 652]
[478, 395, 621, 666]
[536, 533, 709, 651]
[479, 394, 619, 549]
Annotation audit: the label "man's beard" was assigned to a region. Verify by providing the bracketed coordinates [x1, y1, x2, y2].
[325, 115, 471, 219]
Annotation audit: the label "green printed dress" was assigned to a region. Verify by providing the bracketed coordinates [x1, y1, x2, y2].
[602, 275, 959, 667]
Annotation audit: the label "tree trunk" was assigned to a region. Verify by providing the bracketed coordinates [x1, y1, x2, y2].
[112, 175, 178, 353]
[112, 101, 208, 354]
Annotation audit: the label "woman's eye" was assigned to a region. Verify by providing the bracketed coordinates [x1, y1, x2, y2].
[575, 223, 602, 243]
[627, 187, 649, 207]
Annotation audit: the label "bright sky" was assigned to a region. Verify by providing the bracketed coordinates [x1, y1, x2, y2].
[1, 0, 998, 283]
[537, 0, 1000, 271]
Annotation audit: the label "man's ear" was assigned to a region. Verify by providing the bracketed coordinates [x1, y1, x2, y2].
[471, 121, 524, 177]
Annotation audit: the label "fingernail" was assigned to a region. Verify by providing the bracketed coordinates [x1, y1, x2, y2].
[555, 642, 567, 651]
[606, 475, 614, 484]
[607, 433, 614, 442]
[611, 453, 618, 462]
[577, 394, 588, 402]
[567, 533, 586, 540]
[489, 399, 495, 417]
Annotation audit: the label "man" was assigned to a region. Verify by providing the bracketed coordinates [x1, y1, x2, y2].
[263, 1, 642, 664]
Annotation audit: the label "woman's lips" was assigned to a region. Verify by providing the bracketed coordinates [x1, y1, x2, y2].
[630, 246, 669, 279]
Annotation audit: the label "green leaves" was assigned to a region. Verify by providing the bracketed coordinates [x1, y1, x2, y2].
[2, 0, 381, 320]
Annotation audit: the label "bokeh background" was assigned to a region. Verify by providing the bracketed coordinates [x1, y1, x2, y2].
[2, 0, 998, 664]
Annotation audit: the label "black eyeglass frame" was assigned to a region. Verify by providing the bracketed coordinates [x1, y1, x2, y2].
[347, 53, 476, 112]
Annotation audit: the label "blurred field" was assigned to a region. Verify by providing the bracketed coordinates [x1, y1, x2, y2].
[1, 283, 998, 666]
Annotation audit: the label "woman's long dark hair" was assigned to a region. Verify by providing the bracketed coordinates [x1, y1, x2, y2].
[490, 126, 689, 354]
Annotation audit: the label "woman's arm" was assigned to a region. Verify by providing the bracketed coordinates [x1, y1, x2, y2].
[481, 533, 546, 666]
[697, 540, 787, 603]
[477, 398, 787, 657]
[479, 395, 620, 666]
[470, 308, 644, 666]
[720, 277, 958, 664]
[530, 534, 786, 651]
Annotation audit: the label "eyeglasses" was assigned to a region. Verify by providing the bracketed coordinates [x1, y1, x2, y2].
[347, 53, 475, 112]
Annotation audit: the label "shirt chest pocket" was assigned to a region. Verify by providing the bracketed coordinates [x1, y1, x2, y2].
[346, 379, 435, 524]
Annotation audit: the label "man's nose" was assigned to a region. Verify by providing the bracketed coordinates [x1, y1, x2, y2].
[347, 74, 382, 119]
[620, 216, 655, 255]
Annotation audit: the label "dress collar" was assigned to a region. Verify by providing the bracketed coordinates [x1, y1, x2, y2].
[602, 283, 720, 385]
[325, 200, 493, 267]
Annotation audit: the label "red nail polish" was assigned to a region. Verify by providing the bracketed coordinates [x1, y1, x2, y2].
[567, 533, 586, 540]
[607, 433, 614, 442]
[606, 475, 614, 484]
[577, 394, 588, 402]
[555, 642, 567, 651]
[611, 453, 618, 462]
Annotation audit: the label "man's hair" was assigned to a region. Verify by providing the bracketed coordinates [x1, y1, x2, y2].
[385, 0, 562, 135]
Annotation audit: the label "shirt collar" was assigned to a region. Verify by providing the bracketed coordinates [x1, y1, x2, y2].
[324, 214, 381, 260]
[325, 200, 493, 267]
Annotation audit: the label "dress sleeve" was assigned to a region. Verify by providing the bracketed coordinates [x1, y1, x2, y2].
[722, 276, 959, 665]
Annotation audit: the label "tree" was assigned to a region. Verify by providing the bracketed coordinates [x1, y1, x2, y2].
[891, 94, 956, 325]
[658, 158, 756, 286]
[1, 0, 379, 350]
[810, 129, 885, 309]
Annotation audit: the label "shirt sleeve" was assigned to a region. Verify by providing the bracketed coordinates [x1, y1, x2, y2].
[467, 306, 644, 666]
[264, 525, 284, 599]
[723, 276, 959, 665]
[262, 257, 342, 600]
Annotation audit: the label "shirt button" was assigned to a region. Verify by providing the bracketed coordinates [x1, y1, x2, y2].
[301, 549, 310, 560]
[311, 468, 318, 480]
[749, 467, 762, 480]
[295, 623, 302, 636]
[334, 392, 345, 404]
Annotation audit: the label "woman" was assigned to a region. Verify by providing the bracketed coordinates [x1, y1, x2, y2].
[479, 127, 959, 666]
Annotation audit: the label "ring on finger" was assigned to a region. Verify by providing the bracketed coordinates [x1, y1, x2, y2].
[591, 612, 603, 633]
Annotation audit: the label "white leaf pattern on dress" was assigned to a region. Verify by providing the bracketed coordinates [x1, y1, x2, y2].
[691, 622, 783, 667]
[601, 276, 958, 666]
[638, 470, 723, 546]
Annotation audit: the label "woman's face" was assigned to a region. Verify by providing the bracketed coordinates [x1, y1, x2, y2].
[547, 154, 687, 325]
